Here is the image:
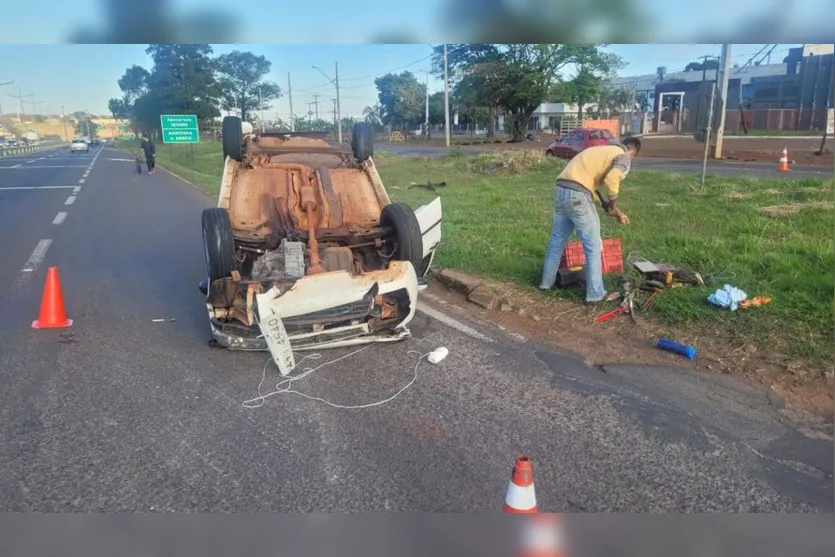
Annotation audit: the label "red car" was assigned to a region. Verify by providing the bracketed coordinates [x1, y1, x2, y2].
[545, 128, 617, 159]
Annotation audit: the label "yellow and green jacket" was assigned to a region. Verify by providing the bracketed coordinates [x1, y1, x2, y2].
[555, 140, 631, 204]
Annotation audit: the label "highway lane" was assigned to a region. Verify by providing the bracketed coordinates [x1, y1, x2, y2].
[0, 146, 100, 296]
[375, 143, 833, 180]
[0, 145, 831, 511]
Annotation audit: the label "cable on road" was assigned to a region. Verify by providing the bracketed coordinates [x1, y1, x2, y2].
[241, 347, 431, 410]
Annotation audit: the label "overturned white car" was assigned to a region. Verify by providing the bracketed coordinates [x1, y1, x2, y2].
[199, 117, 442, 365]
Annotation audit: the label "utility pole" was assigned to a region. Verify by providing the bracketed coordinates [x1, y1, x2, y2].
[311, 63, 343, 142]
[29, 96, 43, 138]
[258, 86, 265, 133]
[425, 71, 430, 138]
[698, 55, 718, 82]
[443, 44, 450, 147]
[61, 105, 68, 141]
[312, 93, 320, 125]
[334, 62, 342, 144]
[287, 72, 295, 132]
[9, 85, 33, 125]
[0, 80, 12, 122]
[307, 102, 315, 129]
[700, 83, 716, 188]
[331, 98, 337, 136]
[713, 44, 732, 159]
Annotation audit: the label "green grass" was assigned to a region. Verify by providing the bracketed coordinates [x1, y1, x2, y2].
[374, 150, 834, 370]
[118, 139, 835, 371]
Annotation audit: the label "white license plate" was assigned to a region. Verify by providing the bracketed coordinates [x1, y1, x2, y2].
[258, 312, 296, 376]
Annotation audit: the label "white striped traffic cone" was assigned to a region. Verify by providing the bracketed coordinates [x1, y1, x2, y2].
[504, 455, 537, 513]
[778, 147, 790, 172]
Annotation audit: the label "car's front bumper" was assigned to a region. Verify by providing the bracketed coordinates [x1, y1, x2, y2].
[206, 260, 419, 352]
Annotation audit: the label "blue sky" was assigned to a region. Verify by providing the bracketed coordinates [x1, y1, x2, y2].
[0, 44, 795, 120]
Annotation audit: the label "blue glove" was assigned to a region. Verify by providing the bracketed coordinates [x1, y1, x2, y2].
[708, 284, 747, 311]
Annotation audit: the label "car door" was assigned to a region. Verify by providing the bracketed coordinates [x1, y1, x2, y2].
[566, 130, 586, 158]
[413, 197, 443, 282]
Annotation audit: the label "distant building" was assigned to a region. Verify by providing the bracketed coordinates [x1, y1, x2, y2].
[607, 44, 834, 132]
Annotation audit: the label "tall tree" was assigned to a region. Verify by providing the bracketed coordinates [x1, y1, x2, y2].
[442, 44, 624, 141]
[568, 66, 603, 119]
[117, 65, 151, 104]
[108, 98, 128, 120]
[215, 50, 282, 122]
[147, 44, 220, 126]
[373, 72, 426, 129]
[431, 44, 503, 136]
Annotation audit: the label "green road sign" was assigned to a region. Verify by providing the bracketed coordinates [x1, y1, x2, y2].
[160, 114, 199, 143]
[118, 125, 129, 131]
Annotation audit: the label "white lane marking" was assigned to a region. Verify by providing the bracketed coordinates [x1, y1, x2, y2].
[0, 185, 77, 190]
[102, 157, 134, 162]
[52, 212, 67, 225]
[65, 196, 76, 205]
[416, 302, 495, 343]
[72, 186, 81, 194]
[78, 178, 85, 184]
[21, 239, 52, 273]
[26, 158, 43, 164]
[0, 165, 89, 169]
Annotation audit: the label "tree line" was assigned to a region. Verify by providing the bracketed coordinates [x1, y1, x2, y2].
[365, 44, 653, 141]
[108, 45, 281, 136]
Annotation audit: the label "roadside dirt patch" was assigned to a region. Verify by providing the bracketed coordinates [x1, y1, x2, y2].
[760, 201, 833, 217]
[638, 136, 834, 166]
[726, 193, 755, 200]
[426, 278, 833, 437]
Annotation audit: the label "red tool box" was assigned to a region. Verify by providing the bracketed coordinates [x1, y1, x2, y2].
[559, 238, 623, 274]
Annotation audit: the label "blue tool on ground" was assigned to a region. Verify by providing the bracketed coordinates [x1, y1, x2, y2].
[656, 338, 696, 360]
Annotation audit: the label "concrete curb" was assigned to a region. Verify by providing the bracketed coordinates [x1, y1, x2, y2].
[433, 268, 517, 313]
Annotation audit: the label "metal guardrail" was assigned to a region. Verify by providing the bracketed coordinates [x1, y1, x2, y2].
[0, 142, 64, 157]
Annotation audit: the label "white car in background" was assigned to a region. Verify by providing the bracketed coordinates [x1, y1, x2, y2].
[70, 138, 89, 153]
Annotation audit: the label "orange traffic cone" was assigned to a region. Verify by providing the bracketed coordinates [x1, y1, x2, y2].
[504, 455, 537, 513]
[778, 147, 790, 172]
[32, 266, 73, 329]
[518, 514, 565, 557]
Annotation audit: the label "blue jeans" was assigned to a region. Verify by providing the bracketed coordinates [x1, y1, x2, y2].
[539, 187, 607, 302]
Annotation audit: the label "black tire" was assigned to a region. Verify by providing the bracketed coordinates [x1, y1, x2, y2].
[380, 203, 423, 272]
[351, 122, 374, 162]
[545, 149, 554, 157]
[222, 116, 243, 161]
[202, 208, 238, 283]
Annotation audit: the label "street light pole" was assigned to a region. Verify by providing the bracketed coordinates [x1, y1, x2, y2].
[61, 105, 68, 141]
[443, 44, 451, 147]
[311, 64, 343, 143]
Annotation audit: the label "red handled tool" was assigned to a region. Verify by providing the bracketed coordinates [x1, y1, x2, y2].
[595, 289, 636, 323]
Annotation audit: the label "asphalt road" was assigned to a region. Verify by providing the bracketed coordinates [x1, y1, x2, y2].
[0, 145, 831, 512]
[377, 143, 833, 180]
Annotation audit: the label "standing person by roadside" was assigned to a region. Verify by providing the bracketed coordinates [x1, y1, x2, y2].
[140, 134, 156, 175]
[538, 136, 642, 303]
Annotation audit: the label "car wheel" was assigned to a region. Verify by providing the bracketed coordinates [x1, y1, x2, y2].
[222, 116, 243, 162]
[545, 150, 554, 157]
[380, 203, 423, 272]
[351, 122, 374, 162]
[201, 208, 238, 283]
